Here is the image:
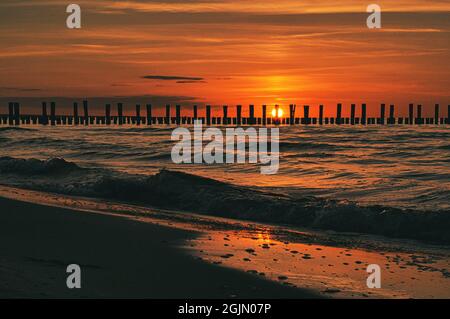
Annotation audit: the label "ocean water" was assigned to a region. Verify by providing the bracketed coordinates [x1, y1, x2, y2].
[1, 125, 449, 242]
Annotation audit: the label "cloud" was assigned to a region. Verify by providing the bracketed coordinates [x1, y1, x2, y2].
[0, 87, 42, 92]
[141, 75, 204, 81]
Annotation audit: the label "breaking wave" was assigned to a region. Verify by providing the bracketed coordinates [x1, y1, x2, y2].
[1, 156, 449, 244]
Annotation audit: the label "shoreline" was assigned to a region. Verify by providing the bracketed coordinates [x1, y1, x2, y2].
[0, 195, 321, 298]
[0, 186, 449, 299]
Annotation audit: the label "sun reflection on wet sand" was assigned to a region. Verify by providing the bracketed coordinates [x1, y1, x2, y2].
[187, 231, 450, 298]
[1, 185, 449, 299]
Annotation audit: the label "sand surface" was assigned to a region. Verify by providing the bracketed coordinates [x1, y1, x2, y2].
[0, 196, 320, 298]
[1, 186, 449, 299]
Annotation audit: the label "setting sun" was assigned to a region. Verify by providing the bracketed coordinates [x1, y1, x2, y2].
[271, 107, 284, 118]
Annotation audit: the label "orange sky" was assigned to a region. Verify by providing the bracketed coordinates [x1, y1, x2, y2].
[0, 1, 449, 116]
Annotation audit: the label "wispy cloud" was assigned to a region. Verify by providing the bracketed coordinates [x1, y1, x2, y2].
[142, 75, 204, 81]
[0, 87, 41, 92]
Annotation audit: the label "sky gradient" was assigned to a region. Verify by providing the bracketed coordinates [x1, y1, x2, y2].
[0, 0, 449, 116]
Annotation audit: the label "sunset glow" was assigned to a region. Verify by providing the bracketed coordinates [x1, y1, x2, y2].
[0, 1, 449, 114]
[271, 107, 284, 118]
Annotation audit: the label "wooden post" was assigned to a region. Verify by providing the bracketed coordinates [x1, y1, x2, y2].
[206, 105, 211, 126]
[417, 104, 423, 125]
[237, 105, 242, 125]
[146, 104, 152, 125]
[361, 104, 367, 125]
[83, 100, 89, 125]
[350, 104, 356, 125]
[118, 103, 123, 125]
[13, 102, 20, 125]
[380, 104, 386, 125]
[274, 105, 280, 125]
[434, 104, 439, 125]
[135, 104, 141, 125]
[8, 102, 14, 125]
[104, 104, 111, 125]
[73, 102, 79, 125]
[175, 105, 181, 125]
[193, 105, 198, 121]
[319, 105, 324, 125]
[336, 103, 342, 125]
[50, 102, 56, 126]
[41, 102, 48, 125]
[165, 104, 171, 125]
[447, 105, 450, 124]
[223, 105, 228, 125]
[249, 104, 255, 125]
[409, 104, 414, 124]
[389, 105, 395, 124]
[303, 105, 310, 124]
[262, 105, 267, 125]
[288, 104, 295, 125]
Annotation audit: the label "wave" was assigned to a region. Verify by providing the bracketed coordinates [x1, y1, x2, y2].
[279, 141, 349, 151]
[437, 144, 450, 150]
[1, 156, 449, 244]
[0, 127, 36, 132]
[0, 157, 82, 175]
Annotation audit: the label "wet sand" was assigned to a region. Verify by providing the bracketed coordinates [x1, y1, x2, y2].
[0, 196, 321, 298]
[0, 186, 449, 299]
[188, 231, 450, 298]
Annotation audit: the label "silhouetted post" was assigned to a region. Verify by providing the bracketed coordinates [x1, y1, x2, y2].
[336, 103, 342, 125]
[13, 102, 20, 125]
[289, 104, 295, 125]
[72, 102, 79, 125]
[361, 104, 367, 125]
[172, 104, 180, 125]
[223, 105, 228, 125]
[163, 104, 169, 124]
[319, 105, 324, 125]
[434, 104, 439, 125]
[409, 104, 414, 124]
[350, 104, 356, 125]
[262, 105, 267, 125]
[249, 105, 255, 125]
[237, 105, 242, 125]
[447, 105, 450, 124]
[193, 105, 198, 122]
[274, 105, 280, 125]
[8, 102, 14, 125]
[104, 104, 111, 125]
[40, 102, 48, 125]
[117, 103, 123, 125]
[417, 104, 423, 125]
[389, 105, 395, 124]
[83, 100, 89, 125]
[50, 102, 56, 126]
[135, 104, 141, 125]
[206, 105, 211, 126]
[380, 104, 386, 125]
[146, 104, 152, 125]
[303, 105, 310, 124]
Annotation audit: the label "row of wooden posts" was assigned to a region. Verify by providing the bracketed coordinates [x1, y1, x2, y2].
[2, 101, 450, 126]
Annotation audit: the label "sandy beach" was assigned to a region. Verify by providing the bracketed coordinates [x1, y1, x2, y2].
[1, 185, 449, 299]
[0, 195, 322, 299]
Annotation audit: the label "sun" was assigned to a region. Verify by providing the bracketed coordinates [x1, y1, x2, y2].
[271, 107, 283, 118]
